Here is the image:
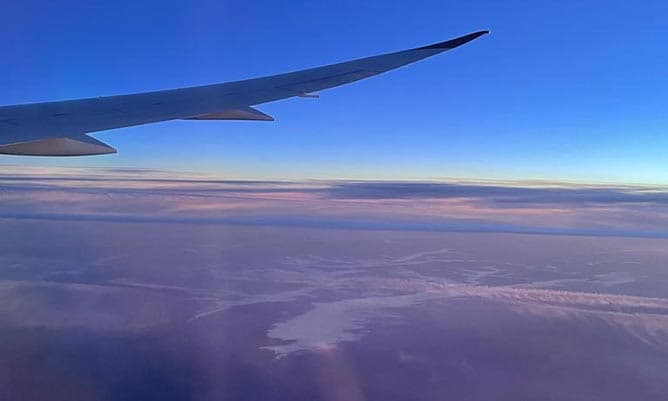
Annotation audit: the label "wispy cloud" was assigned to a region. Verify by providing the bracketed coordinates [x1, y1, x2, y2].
[324, 181, 668, 206]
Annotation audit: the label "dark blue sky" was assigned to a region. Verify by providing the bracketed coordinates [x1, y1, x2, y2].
[1, 1, 667, 182]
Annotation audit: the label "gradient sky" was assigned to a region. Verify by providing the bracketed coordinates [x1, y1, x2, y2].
[1, 0, 667, 182]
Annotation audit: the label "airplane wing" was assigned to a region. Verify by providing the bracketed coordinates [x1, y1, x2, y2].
[0, 30, 488, 156]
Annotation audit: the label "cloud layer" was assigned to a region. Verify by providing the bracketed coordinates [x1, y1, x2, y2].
[1, 165, 668, 238]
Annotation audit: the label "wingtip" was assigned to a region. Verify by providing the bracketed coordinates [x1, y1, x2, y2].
[418, 30, 490, 50]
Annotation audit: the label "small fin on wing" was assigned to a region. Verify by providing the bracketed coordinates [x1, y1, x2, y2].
[0, 134, 116, 156]
[183, 106, 275, 121]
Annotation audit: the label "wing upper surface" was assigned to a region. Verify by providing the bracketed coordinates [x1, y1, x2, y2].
[0, 31, 488, 150]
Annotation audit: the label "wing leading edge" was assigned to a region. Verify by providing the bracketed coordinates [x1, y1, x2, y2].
[0, 30, 489, 156]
